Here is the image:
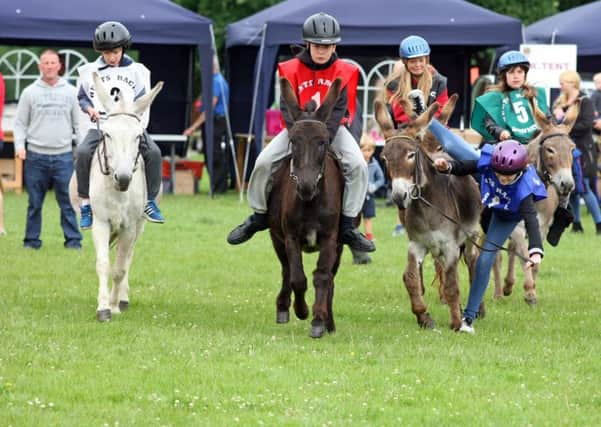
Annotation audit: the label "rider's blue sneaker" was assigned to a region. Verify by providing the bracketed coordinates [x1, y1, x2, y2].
[144, 199, 164, 223]
[80, 204, 93, 230]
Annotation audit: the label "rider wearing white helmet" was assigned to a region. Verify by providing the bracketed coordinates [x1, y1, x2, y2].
[75, 21, 164, 229]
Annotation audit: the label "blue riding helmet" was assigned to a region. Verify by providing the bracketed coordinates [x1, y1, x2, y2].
[399, 35, 431, 59]
[497, 50, 530, 73]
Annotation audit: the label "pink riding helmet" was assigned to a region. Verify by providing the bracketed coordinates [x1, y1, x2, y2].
[491, 140, 528, 175]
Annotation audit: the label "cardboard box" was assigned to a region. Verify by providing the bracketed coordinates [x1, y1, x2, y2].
[174, 170, 198, 195]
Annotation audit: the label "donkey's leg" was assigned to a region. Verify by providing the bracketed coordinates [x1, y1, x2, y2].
[523, 264, 539, 306]
[92, 221, 112, 322]
[110, 232, 137, 314]
[326, 244, 344, 334]
[441, 256, 462, 331]
[284, 237, 309, 321]
[272, 236, 292, 323]
[404, 243, 434, 328]
[435, 260, 447, 304]
[504, 233, 524, 296]
[311, 238, 340, 338]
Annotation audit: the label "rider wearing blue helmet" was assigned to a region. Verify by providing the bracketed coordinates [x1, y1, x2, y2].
[386, 35, 448, 126]
[471, 50, 548, 145]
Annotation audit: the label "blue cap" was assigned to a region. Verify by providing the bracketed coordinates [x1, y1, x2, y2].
[399, 35, 431, 59]
[497, 50, 530, 72]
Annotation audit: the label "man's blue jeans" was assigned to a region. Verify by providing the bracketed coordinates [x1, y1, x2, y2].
[24, 151, 82, 249]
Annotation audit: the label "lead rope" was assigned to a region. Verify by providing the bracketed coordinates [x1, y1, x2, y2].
[410, 147, 531, 264]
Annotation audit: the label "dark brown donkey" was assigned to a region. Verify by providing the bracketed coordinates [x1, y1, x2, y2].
[268, 78, 344, 338]
[375, 100, 482, 330]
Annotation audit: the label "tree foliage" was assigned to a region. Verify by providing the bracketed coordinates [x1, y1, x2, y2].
[173, 0, 281, 52]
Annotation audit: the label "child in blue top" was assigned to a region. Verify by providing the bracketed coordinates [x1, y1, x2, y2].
[429, 120, 546, 334]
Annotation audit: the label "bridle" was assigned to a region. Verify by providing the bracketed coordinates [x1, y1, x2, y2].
[289, 119, 328, 185]
[95, 112, 143, 176]
[535, 132, 569, 195]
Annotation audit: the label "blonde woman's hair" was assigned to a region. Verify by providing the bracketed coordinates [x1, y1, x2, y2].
[360, 133, 376, 151]
[553, 70, 581, 109]
[389, 58, 433, 107]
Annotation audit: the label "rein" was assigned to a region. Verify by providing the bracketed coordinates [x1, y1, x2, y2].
[402, 137, 531, 263]
[95, 113, 143, 177]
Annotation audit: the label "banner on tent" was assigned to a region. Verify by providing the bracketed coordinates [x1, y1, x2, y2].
[520, 44, 577, 89]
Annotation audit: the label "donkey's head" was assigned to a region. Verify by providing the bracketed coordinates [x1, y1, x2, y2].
[93, 72, 163, 191]
[280, 77, 342, 201]
[375, 98, 440, 208]
[528, 101, 577, 197]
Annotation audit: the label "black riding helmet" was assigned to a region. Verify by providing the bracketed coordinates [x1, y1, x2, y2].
[302, 12, 341, 44]
[93, 21, 132, 51]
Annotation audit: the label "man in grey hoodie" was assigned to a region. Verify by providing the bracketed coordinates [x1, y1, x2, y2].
[14, 49, 82, 249]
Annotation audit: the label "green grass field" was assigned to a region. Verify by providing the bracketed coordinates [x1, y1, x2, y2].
[1, 183, 600, 426]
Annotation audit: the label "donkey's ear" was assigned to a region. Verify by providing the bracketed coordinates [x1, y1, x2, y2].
[315, 78, 343, 123]
[92, 72, 113, 112]
[438, 93, 458, 125]
[133, 81, 164, 116]
[374, 99, 395, 140]
[414, 102, 440, 130]
[280, 78, 302, 121]
[532, 100, 552, 131]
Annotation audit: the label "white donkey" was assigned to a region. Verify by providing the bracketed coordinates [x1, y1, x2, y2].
[72, 72, 163, 321]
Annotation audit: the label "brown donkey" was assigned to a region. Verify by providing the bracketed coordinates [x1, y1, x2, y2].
[375, 100, 482, 330]
[268, 78, 344, 338]
[493, 102, 577, 304]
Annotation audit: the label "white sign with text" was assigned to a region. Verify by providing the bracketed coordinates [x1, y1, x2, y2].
[520, 44, 578, 89]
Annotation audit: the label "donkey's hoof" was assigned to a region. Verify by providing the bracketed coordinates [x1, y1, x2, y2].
[503, 286, 513, 296]
[276, 311, 290, 324]
[310, 321, 326, 338]
[97, 309, 111, 322]
[418, 313, 436, 329]
[524, 296, 537, 306]
[119, 300, 129, 312]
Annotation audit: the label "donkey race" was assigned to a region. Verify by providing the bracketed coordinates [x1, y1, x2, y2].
[3, 2, 601, 425]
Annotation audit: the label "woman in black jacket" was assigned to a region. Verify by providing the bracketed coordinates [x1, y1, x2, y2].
[553, 70, 601, 234]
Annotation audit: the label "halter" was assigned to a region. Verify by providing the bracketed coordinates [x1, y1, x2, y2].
[288, 119, 329, 184]
[535, 132, 566, 190]
[95, 112, 143, 176]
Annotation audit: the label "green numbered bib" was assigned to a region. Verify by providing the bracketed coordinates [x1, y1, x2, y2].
[471, 87, 547, 144]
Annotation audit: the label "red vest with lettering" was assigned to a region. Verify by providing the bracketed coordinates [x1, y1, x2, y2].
[278, 57, 358, 126]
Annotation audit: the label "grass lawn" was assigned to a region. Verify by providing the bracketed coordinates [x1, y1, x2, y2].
[1, 179, 600, 426]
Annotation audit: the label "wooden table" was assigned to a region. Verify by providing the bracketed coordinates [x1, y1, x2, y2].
[0, 131, 23, 194]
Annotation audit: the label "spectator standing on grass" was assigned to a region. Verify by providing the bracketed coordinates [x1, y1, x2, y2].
[13, 50, 82, 249]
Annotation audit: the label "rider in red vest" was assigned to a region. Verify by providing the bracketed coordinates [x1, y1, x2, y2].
[227, 12, 374, 252]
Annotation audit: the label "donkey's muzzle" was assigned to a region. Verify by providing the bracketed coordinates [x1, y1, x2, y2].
[297, 182, 318, 202]
[114, 172, 131, 192]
